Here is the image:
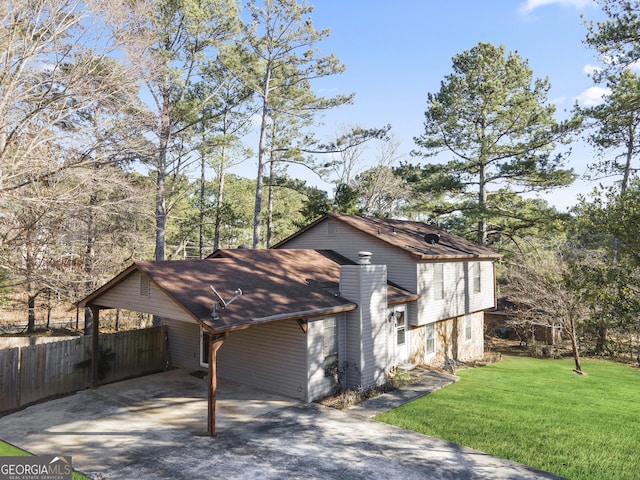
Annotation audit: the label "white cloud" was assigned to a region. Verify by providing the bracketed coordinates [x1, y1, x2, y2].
[583, 63, 601, 76]
[583, 59, 640, 75]
[519, 0, 595, 15]
[575, 86, 611, 106]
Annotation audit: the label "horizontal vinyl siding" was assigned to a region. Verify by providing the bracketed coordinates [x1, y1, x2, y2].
[163, 318, 201, 371]
[341, 267, 365, 388]
[360, 268, 388, 387]
[280, 220, 418, 293]
[344, 309, 362, 389]
[340, 265, 388, 389]
[95, 273, 194, 322]
[307, 315, 346, 402]
[217, 320, 307, 401]
[413, 260, 496, 326]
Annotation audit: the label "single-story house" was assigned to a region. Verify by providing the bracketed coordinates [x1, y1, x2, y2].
[79, 214, 500, 435]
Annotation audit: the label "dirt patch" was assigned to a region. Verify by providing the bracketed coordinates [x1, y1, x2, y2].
[485, 337, 530, 357]
[319, 369, 424, 409]
[3, 327, 82, 337]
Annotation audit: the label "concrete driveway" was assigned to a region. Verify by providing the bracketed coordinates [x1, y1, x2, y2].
[0, 369, 563, 479]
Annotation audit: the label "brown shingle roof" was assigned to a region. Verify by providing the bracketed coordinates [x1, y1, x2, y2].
[81, 249, 418, 334]
[79, 249, 418, 332]
[275, 214, 501, 260]
[136, 250, 357, 333]
[212, 248, 420, 306]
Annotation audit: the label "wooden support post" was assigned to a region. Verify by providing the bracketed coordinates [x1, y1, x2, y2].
[91, 305, 100, 388]
[207, 332, 227, 437]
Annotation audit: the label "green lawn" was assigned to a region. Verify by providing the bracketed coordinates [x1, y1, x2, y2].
[376, 357, 640, 480]
[0, 440, 92, 480]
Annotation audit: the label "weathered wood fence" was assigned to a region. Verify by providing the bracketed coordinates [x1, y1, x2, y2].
[0, 326, 167, 414]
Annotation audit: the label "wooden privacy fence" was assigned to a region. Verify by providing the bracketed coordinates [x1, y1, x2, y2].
[0, 326, 167, 414]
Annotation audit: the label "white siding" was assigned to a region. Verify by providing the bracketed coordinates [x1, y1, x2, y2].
[339, 264, 388, 389]
[163, 318, 200, 371]
[217, 320, 308, 401]
[95, 273, 194, 322]
[280, 220, 418, 293]
[412, 260, 495, 326]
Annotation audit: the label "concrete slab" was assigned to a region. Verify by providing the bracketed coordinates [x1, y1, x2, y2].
[0, 369, 564, 479]
[349, 368, 459, 418]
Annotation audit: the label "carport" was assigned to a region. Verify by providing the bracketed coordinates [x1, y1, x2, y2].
[77, 250, 358, 436]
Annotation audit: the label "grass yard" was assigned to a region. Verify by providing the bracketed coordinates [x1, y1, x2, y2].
[376, 357, 640, 480]
[0, 440, 92, 480]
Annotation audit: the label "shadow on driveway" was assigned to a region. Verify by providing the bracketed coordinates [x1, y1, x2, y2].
[0, 369, 564, 479]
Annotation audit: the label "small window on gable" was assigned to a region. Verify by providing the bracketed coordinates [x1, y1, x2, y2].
[139, 274, 150, 297]
[425, 323, 435, 355]
[434, 263, 444, 300]
[328, 221, 337, 237]
[472, 262, 481, 292]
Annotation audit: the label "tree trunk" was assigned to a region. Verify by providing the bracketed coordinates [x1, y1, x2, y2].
[155, 166, 167, 261]
[595, 324, 608, 354]
[84, 188, 97, 334]
[253, 107, 268, 248]
[621, 128, 634, 194]
[155, 93, 171, 261]
[45, 289, 51, 329]
[266, 121, 279, 248]
[213, 166, 225, 251]
[213, 114, 229, 252]
[267, 166, 274, 248]
[568, 311, 583, 373]
[253, 67, 272, 249]
[199, 150, 206, 259]
[27, 290, 36, 333]
[477, 156, 488, 246]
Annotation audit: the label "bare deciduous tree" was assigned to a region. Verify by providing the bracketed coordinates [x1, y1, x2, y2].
[503, 247, 587, 373]
[0, 0, 148, 330]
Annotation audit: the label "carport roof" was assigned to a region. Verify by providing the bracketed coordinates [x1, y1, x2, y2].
[80, 249, 417, 333]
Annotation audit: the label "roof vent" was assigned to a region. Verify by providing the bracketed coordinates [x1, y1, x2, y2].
[358, 251, 372, 265]
[424, 233, 440, 245]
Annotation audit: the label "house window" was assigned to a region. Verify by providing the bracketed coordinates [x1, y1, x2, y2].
[434, 263, 444, 300]
[425, 323, 435, 355]
[323, 317, 338, 377]
[327, 221, 337, 237]
[200, 329, 212, 367]
[472, 262, 481, 292]
[396, 310, 406, 347]
[464, 316, 472, 341]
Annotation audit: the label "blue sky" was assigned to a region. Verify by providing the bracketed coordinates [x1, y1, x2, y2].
[235, 0, 610, 211]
